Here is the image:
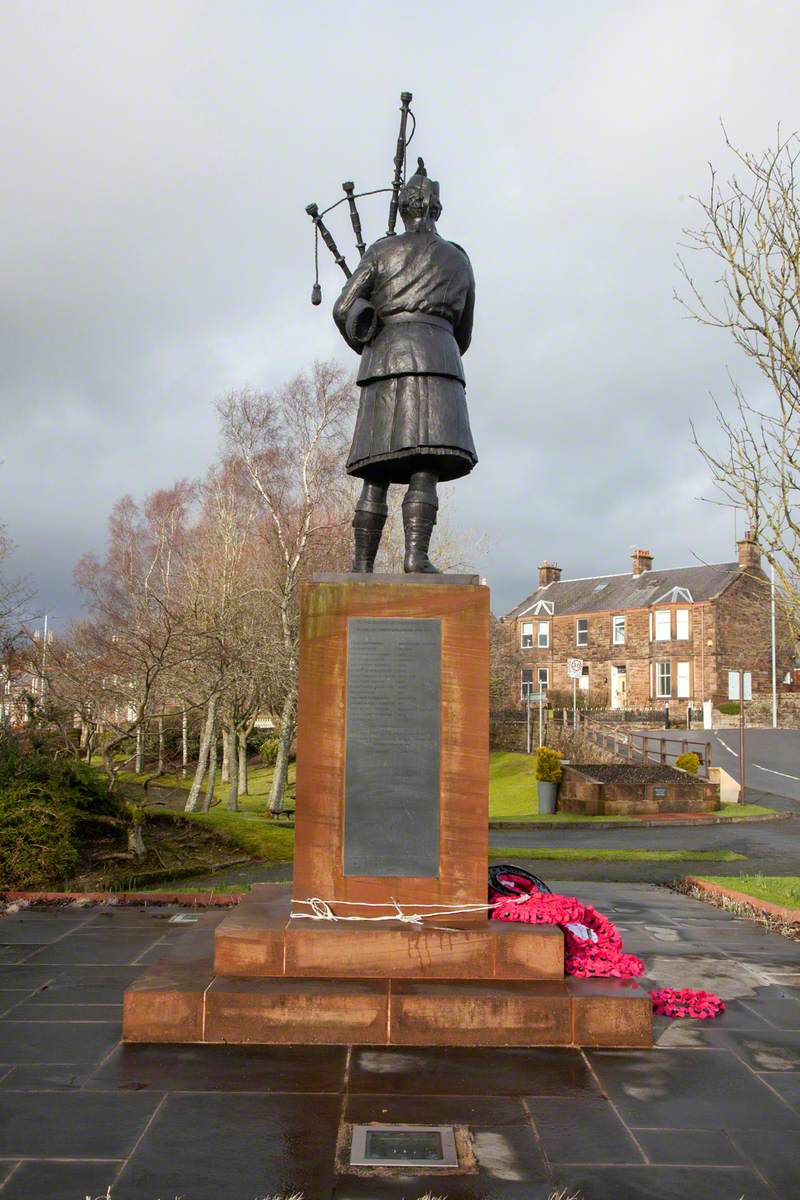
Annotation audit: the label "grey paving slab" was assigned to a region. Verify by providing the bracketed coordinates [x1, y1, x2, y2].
[0, 1020, 120, 1064]
[634, 1128, 747, 1166]
[87, 1042, 348, 1092]
[0, 944, 46, 963]
[24, 932, 164, 965]
[0, 1158, 121, 1200]
[589, 1046, 800, 1130]
[342, 1094, 549, 1194]
[730, 1127, 800, 1198]
[23, 965, 143, 1003]
[526, 1095, 644, 1163]
[0, 1062, 99, 1090]
[0, 1090, 161, 1156]
[550, 1164, 775, 1199]
[348, 1045, 600, 1097]
[5, 1000, 121, 1021]
[758, 1070, 800, 1111]
[112, 1093, 340, 1200]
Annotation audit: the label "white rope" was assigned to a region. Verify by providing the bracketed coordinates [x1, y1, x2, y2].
[290, 893, 529, 928]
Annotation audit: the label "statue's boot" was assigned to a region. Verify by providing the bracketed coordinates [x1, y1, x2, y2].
[351, 505, 387, 573]
[402, 491, 440, 574]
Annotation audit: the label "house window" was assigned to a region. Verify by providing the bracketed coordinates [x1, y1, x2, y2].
[521, 621, 533, 649]
[654, 610, 671, 641]
[538, 667, 549, 689]
[656, 661, 672, 697]
[537, 621, 550, 648]
[612, 615, 625, 645]
[677, 661, 690, 698]
[576, 618, 588, 646]
[676, 609, 690, 640]
[579, 664, 590, 691]
[521, 668, 534, 701]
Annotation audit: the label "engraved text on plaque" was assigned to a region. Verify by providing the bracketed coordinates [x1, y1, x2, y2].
[344, 618, 441, 877]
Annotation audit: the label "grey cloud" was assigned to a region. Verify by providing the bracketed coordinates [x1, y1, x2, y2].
[1, 0, 798, 626]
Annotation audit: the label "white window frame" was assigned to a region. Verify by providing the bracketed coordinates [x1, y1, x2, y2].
[537, 620, 550, 648]
[521, 621, 533, 649]
[538, 667, 549, 690]
[521, 668, 534, 701]
[656, 660, 672, 698]
[576, 618, 588, 647]
[676, 660, 690, 698]
[654, 609, 671, 641]
[612, 615, 625, 645]
[676, 609, 690, 640]
[579, 664, 590, 692]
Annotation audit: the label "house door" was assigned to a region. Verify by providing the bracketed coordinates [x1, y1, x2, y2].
[611, 665, 627, 710]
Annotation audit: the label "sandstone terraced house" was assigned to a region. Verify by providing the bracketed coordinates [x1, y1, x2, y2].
[505, 536, 793, 711]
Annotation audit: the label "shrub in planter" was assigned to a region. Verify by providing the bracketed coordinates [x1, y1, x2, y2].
[535, 746, 563, 783]
[719, 702, 740, 716]
[0, 782, 79, 889]
[675, 751, 700, 775]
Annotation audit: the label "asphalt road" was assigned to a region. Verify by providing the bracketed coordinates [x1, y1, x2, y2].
[628, 727, 800, 804]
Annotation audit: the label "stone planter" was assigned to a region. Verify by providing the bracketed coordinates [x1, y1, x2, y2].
[538, 780, 558, 814]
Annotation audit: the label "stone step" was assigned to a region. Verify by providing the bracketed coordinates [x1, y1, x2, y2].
[124, 957, 652, 1048]
[213, 889, 564, 981]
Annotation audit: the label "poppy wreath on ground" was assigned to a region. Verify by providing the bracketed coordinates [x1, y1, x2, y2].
[651, 988, 726, 1019]
[490, 872, 725, 1018]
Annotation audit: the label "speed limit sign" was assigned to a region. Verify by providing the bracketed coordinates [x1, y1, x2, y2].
[567, 658, 584, 679]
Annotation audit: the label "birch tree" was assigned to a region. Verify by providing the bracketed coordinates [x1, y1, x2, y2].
[218, 362, 356, 814]
[679, 126, 800, 632]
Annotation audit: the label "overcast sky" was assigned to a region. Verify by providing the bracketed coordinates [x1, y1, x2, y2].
[2, 0, 799, 626]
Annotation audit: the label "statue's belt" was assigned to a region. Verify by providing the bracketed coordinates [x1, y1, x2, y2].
[379, 312, 453, 332]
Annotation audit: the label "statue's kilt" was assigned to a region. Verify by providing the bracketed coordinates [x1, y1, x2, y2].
[346, 374, 477, 484]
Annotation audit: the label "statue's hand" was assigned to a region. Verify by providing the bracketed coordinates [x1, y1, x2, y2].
[345, 300, 378, 347]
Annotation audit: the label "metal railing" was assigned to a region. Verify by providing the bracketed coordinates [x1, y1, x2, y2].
[580, 716, 713, 779]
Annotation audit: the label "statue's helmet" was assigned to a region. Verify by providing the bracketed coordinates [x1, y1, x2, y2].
[398, 158, 441, 219]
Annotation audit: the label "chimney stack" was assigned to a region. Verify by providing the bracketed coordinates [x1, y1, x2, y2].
[737, 530, 761, 570]
[631, 548, 653, 576]
[538, 561, 562, 587]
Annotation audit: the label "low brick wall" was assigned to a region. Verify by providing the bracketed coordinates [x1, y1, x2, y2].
[559, 764, 720, 815]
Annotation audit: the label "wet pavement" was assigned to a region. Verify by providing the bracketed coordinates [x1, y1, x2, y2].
[1, 883, 799, 1198]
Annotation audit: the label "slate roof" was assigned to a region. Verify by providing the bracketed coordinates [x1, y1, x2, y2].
[507, 561, 744, 620]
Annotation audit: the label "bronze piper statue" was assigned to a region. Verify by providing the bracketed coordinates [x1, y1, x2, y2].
[305, 95, 477, 573]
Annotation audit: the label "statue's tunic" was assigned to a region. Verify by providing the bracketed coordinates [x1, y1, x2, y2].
[333, 229, 477, 483]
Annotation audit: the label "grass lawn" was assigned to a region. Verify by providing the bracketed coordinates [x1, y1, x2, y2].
[488, 752, 538, 818]
[491, 847, 746, 863]
[486, 755, 774, 822]
[117, 761, 297, 865]
[698, 874, 800, 908]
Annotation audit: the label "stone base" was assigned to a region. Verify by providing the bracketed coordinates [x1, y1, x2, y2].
[122, 887, 653, 1049]
[124, 960, 651, 1048]
[213, 885, 564, 981]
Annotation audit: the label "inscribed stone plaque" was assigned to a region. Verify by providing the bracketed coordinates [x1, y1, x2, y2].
[344, 618, 441, 877]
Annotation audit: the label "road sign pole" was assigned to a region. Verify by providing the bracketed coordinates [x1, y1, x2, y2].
[539, 689, 544, 748]
[739, 669, 746, 804]
[572, 677, 577, 729]
[526, 695, 532, 755]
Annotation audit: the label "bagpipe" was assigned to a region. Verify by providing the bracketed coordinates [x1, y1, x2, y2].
[305, 91, 415, 306]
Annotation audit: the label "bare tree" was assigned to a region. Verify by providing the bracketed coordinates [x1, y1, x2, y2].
[678, 126, 800, 632]
[0, 521, 33, 656]
[219, 362, 356, 813]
